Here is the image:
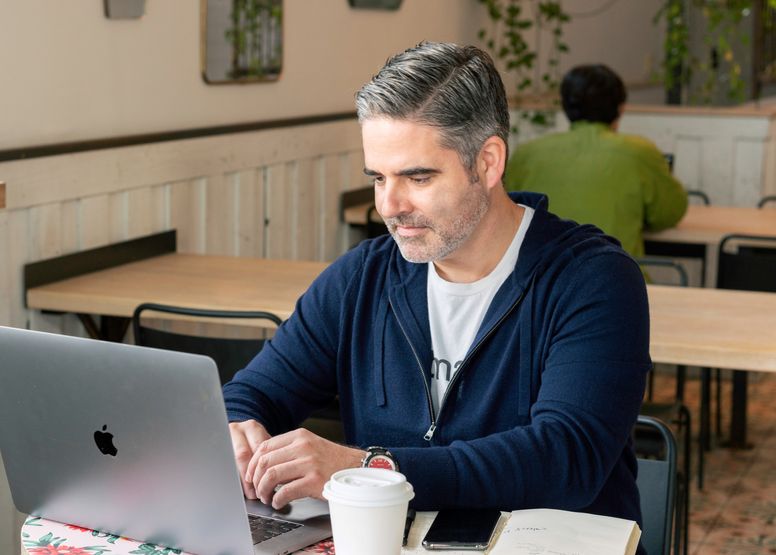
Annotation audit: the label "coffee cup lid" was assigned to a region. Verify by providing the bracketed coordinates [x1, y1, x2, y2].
[323, 468, 415, 508]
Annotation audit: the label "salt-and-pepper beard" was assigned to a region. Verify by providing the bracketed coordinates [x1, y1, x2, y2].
[385, 176, 490, 264]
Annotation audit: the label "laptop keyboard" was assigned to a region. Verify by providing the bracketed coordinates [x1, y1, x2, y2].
[248, 514, 303, 544]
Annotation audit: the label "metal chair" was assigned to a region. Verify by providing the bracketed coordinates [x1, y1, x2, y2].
[686, 190, 710, 205]
[132, 303, 344, 441]
[636, 259, 691, 554]
[637, 258, 689, 399]
[132, 303, 283, 385]
[635, 415, 679, 555]
[757, 195, 776, 208]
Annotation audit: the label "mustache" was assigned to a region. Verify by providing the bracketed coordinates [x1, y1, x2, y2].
[384, 214, 433, 229]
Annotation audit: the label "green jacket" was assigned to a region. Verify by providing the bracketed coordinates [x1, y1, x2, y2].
[505, 121, 688, 258]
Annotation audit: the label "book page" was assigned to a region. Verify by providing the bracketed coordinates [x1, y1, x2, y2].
[490, 508, 641, 555]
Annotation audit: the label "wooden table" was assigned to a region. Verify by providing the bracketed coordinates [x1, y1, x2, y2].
[648, 284, 776, 448]
[26, 252, 328, 340]
[645, 204, 776, 246]
[648, 284, 776, 373]
[644, 204, 776, 287]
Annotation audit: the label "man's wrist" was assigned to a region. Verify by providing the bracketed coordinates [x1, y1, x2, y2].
[360, 446, 400, 472]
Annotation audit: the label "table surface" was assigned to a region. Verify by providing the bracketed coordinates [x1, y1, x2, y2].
[26, 253, 329, 322]
[643, 204, 776, 245]
[647, 284, 776, 373]
[20, 512, 502, 555]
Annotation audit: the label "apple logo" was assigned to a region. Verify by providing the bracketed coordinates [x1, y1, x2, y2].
[94, 424, 118, 456]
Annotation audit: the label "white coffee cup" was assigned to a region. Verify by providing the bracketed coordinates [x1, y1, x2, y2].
[322, 468, 415, 555]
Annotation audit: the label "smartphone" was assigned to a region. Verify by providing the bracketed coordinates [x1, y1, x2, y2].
[421, 508, 502, 550]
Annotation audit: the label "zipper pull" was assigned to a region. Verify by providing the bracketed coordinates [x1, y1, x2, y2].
[423, 423, 437, 441]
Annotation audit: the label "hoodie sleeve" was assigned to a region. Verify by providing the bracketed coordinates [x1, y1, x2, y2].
[388, 250, 650, 513]
[222, 248, 361, 434]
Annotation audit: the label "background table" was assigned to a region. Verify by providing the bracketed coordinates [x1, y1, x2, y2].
[644, 204, 776, 287]
[26, 252, 328, 341]
[648, 284, 776, 447]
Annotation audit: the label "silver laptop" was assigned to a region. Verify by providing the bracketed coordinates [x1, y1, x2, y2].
[0, 326, 331, 555]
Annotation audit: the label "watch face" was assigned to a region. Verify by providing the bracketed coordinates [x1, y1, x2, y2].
[367, 454, 396, 471]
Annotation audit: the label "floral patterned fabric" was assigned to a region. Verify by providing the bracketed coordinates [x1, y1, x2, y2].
[21, 516, 333, 555]
[21, 512, 451, 555]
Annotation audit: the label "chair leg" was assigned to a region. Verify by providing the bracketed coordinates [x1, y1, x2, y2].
[698, 369, 711, 490]
[681, 406, 691, 554]
[714, 368, 722, 438]
[675, 365, 686, 402]
[647, 370, 654, 401]
[700, 368, 711, 451]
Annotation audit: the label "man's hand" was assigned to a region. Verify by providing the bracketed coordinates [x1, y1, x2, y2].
[229, 420, 272, 499]
[245, 428, 365, 509]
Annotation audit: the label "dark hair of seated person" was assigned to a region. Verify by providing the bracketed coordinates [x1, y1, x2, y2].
[561, 64, 627, 125]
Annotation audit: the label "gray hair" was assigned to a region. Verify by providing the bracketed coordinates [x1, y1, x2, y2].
[355, 41, 510, 175]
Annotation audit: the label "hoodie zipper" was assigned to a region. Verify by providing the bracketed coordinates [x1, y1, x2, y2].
[389, 299, 437, 440]
[390, 287, 528, 443]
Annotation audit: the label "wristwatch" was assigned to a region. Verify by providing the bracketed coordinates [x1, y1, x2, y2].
[361, 446, 399, 472]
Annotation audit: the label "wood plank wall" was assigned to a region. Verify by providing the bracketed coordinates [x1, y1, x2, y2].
[0, 119, 366, 335]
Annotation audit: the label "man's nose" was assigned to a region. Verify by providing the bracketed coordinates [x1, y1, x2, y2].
[377, 180, 410, 219]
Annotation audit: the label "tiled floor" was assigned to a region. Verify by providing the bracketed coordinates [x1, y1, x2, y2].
[650, 368, 776, 554]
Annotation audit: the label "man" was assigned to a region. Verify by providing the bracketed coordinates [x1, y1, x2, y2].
[224, 43, 650, 538]
[505, 64, 688, 259]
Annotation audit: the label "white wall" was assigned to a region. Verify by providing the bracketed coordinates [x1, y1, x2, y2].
[0, 0, 666, 151]
[0, 1, 485, 150]
[560, 0, 664, 83]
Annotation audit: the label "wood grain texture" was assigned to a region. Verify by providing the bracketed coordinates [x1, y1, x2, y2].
[644, 204, 776, 245]
[265, 162, 293, 260]
[79, 195, 111, 250]
[7, 210, 28, 328]
[26, 253, 328, 322]
[648, 284, 776, 372]
[0, 120, 362, 210]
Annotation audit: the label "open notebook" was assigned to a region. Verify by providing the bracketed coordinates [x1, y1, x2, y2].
[491, 508, 641, 555]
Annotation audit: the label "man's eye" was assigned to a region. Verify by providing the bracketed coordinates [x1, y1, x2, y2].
[372, 176, 385, 186]
[410, 176, 430, 184]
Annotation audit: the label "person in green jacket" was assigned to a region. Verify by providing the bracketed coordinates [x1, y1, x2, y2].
[505, 64, 688, 258]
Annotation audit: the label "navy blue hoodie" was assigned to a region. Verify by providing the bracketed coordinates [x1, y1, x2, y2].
[224, 192, 650, 534]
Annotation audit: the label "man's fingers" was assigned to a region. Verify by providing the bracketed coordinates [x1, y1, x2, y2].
[245, 429, 307, 483]
[254, 456, 308, 504]
[271, 474, 322, 509]
[229, 421, 270, 500]
[243, 420, 271, 451]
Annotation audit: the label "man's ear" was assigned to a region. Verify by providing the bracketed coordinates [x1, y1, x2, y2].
[478, 136, 507, 190]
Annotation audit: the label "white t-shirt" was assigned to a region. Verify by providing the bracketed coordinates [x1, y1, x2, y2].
[427, 205, 534, 416]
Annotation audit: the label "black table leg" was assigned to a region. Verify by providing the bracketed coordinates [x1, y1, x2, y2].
[725, 370, 753, 449]
[700, 367, 711, 451]
[78, 314, 130, 342]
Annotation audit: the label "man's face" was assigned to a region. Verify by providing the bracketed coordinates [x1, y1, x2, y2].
[362, 118, 490, 263]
